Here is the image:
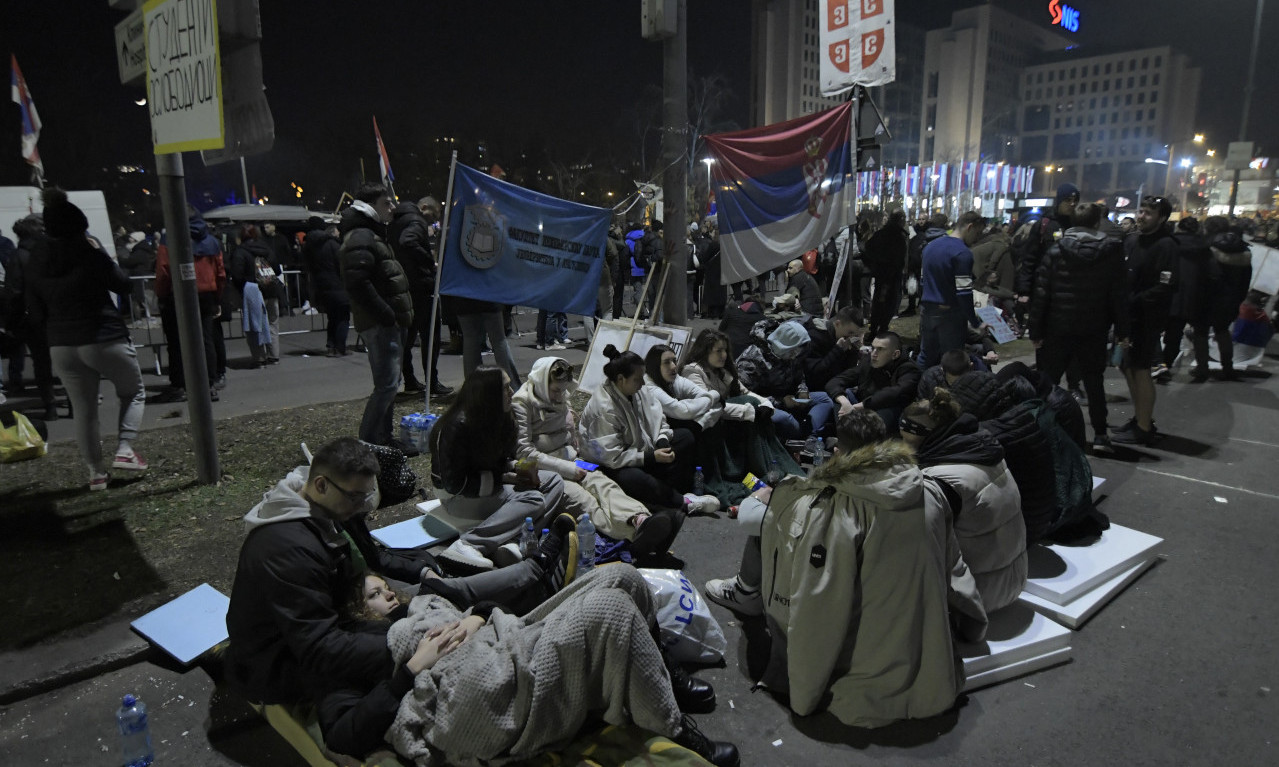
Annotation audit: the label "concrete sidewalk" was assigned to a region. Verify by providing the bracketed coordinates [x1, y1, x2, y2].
[3, 319, 1278, 766]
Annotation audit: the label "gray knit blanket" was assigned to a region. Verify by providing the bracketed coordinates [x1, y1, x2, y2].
[386, 565, 683, 766]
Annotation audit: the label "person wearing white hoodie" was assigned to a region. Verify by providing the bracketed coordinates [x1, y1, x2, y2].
[512, 356, 680, 558]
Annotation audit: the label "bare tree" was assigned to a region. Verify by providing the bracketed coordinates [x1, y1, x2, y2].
[687, 72, 739, 177]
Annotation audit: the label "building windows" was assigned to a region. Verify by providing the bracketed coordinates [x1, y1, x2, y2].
[1137, 93, 1145, 104]
[1139, 74, 1147, 87]
[1153, 73, 1160, 86]
[1105, 62, 1112, 74]
[1148, 108, 1156, 120]
[1026, 90, 1032, 100]
[1099, 114, 1106, 125]
[1126, 94, 1133, 105]
[1091, 81, 1098, 93]
[1055, 118, 1061, 130]
[928, 72, 939, 98]
[1142, 57, 1149, 69]
[1048, 70, 1054, 82]
[1103, 80, 1110, 91]
[1090, 98, 1097, 109]
[1151, 91, 1158, 104]
[1127, 76, 1134, 88]
[1037, 72, 1044, 83]
[1068, 84, 1075, 95]
[1101, 96, 1108, 107]
[1092, 64, 1099, 76]
[1155, 55, 1162, 67]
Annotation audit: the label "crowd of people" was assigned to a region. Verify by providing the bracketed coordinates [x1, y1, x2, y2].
[3, 177, 1275, 765]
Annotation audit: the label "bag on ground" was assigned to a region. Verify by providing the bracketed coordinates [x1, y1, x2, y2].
[0, 410, 48, 463]
[638, 568, 728, 663]
[360, 441, 421, 507]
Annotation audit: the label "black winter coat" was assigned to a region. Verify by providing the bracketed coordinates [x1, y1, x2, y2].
[824, 355, 922, 411]
[1167, 232, 1218, 324]
[1124, 225, 1179, 323]
[718, 300, 765, 357]
[26, 234, 131, 347]
[1209, 232, 1253, 327]
[979, 402, 1057, 542]
[338, 207, 414, 332]
[302, 228, 347, 307]
[801, 318, 857, 391]
[388, 202, 437, 295]
[229, 237, 277, 293]
[1028, 228, 1129, 340]
[862, 225, 908, 281]
[948, 370, 1015, 422]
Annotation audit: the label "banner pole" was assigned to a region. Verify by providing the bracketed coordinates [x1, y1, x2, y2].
[425, 151, 459, 412]
[624, 261, 663, 350]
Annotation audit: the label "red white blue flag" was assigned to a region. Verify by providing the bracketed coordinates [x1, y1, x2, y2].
[373, 116, 394, 188]
[706, 102, 853, 285]
[10, 55, 42, 177]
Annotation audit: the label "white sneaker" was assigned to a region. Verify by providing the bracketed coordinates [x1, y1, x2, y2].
[439, 540, 495, 570]
[546, 342, 567, 351]
[492, 542, 524, 567]
[703, 577, 763, 616]
[683, 493, 721, 515]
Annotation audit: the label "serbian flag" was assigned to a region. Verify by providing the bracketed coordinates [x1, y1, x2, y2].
[10, 55, 42, 177]
[373, 116, 394, 188]
[706, 102, 852, 285]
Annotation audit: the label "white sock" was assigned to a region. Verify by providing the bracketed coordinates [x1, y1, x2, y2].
[117, 440, 134, 457]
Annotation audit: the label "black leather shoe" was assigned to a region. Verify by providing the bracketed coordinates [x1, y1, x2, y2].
[431, 381, 455, 397]
[403, 377, 427, 393]
[666, 658, 715, 713]
[673, 715, 739, 767]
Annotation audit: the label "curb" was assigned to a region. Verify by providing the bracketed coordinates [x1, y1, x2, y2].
[0, 621, 151, 705]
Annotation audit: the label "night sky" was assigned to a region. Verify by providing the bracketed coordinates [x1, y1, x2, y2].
[2, 1, 1275, 223]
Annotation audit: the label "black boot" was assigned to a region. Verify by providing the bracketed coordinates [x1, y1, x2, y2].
[431, 380, 455, 397]
[663, 648, 715, 713]
[672, 715, 739, 767]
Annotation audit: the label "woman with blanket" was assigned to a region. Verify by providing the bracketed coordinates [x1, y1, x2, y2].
[319, 567, 739, 767]
[679, 330, 800, 505]
[512, 357, 679, 560]
[228, 224, 282, 366]
[430, 366, 567, 571]
[899, 389, 1027, 611]
[578, 346, 719, 514]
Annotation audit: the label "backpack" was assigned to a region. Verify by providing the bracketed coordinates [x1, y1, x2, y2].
[1028, 400, 1095, 537]
[253, 255, 278, 290]
[361, 441, 422, 507]
[1009, 213, 1047, 266]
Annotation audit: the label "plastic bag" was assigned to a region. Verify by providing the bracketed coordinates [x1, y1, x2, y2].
[638, 568, 728, 663]
[0, 411, 48, 463]
[905, 275, 920, 297]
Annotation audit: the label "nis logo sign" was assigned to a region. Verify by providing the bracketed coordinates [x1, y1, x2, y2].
[1049, 1, 1081, 33]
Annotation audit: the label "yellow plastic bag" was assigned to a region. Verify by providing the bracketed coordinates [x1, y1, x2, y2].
[0, 411, 48, 463]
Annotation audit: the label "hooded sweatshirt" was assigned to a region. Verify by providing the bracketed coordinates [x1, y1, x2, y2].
[155, 214, 227, 299]
[512, 357, 582, 479]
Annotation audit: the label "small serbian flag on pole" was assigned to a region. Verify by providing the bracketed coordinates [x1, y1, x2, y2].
[373, 116, 394, 189]
[11, 55, 43, 180]
[706, 102, 853, 285]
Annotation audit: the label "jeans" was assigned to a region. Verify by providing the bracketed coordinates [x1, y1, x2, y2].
[458, 312, 520, 385]
[50, 340, 146, 475]
[245, 296, 281, 362]
[802, 390, 838, 436]
[919, 303, 970, 369]
[359, 324, 403, 444]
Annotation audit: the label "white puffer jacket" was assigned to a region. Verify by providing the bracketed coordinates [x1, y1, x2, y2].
[578, 380, 673, 469]
[642, 374, 716, 424]
[681, 361, 768, 428]
[511, 357, 580, 479]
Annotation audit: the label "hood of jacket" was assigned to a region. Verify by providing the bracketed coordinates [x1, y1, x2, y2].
[188, 215, 222, 258]
[949, 370, 1014, 422]
[1209, 231, 1251, 265]
[924, 227, 948, 242]
[806, 439, 924, 511]
[1058, 227, 1119, 264]
[340, 203, 386, 238]
[514, 356, 575, 411]
[916, 413, 1004, 468]
[242, 465, 332, 531]
[238, 237, 272, 260]
[392, 201, 424, 221]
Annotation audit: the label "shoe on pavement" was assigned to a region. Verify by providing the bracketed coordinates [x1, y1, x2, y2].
[546, 342, 567, 351]
[213, 375, 227, 389]
[154, 387, 186, 403]
[1069, 385, 1086, 404]
[1091, 434, 1115, 455]
[703, 577, 763, 617]
[403, 378, 427, 393]
[439, 540, 495, 571]
[672, 715, 740, 767]
[386, 437, 421, 458]
[1151, 364, 1171, 381]
[431, 381, 455, 397]
[665, 655, 716, 713]
[683, 493, 721, 516]
[89, 472, 110, 492]
[538, 513, 579, 592]
[630, 512, 674, 558]
[112, 452, 149, 471]
[1112, 422, 1154, 446]
[210, 386, 220, 402]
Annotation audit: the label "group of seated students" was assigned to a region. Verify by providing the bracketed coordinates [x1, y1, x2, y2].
[220, 296, 1103, 762]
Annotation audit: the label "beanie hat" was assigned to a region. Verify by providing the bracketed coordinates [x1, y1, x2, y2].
[767, 320, 810, 359]
[1055, 183, 1080, 205]
[41, 188, 88, 239]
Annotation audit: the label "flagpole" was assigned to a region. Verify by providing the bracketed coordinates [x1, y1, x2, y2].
[425, 150, 459, 412]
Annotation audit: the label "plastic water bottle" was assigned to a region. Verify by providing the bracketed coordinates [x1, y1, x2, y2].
[796, 380, 809, 400]
[117, 694, 154, 767]
[693, 466, 705, 496]
[422, 414, 438, 448]
[519, 516, 539, 559]
[576, 513, 596, 573]
[812, 437, 826, 468]
[399, 414, 416, 448]
[540, 528, 550, 547]
[767, 458, 782, 486]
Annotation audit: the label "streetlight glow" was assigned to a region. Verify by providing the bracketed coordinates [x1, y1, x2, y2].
[1193, 134, 1205, 143]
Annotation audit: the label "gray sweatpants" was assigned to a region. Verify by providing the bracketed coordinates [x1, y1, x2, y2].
[50, 340, 146, 475]
[443, 470, 566, 555]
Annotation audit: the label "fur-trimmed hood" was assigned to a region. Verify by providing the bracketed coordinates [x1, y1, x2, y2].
[805, 439, 923, 510]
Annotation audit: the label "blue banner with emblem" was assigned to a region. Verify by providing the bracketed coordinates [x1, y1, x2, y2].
[439, 164, 609, 316]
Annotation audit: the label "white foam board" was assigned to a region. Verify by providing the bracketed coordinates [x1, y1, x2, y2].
[963, 647, 1073, 692]
[1019, 556, 1158, 629]
[130, 584, 229, 665]
[1092, 475, 1104, 491]
[959, 605, 1073, 677]
[1023, 523, 1164, 605]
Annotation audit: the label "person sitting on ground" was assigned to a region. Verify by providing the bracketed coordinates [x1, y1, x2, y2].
[430, 366, 568, 571]
[916, 348, 983, 400]
[319, 567, 739, 767]
[643, 344, 717, 435]
[513, 356, 678, 560]
[736, 319, 822, 440]
[717, 293, 765, 357]
[783, 257, 824, 316]
[579, 345, 719, 515]
[751, 409, 986, 728]
[223, 437, 575, 708]
[899, 390, 1027, 612]
[801, 305, 863, 398]
[823, 331, 921, 436]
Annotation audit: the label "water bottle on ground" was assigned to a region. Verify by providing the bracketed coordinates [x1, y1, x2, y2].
[399, 414, 416, 449]
[693, 466, 705, 495]
[519, 516, 539, 559]
[422, 414, 438, 449]
[812, 437, 826, 468]
[117, 694, 154, 767]
[576, 513, 596, 573]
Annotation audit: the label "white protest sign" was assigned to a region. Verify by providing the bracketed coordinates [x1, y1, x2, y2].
[145, 0, 224, 154]
[976, 305, 1016, 344]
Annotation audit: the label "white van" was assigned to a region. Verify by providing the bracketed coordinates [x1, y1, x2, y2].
[0, 186, 115, 251]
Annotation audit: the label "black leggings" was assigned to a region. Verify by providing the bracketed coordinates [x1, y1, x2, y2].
[603, 428, 696, 510]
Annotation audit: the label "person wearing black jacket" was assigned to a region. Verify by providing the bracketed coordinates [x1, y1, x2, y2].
[862, 209, 909, 337]
[24, 189, 148, 489]
[224, 437, 565, 707]
[1115, 196, 1178, 445]
[1203, 216, 1253, 380]
[717, 295, 766, 357]
[1028, 202, 1130, 452]
[302, 219, 349, 356]
[229, 224, 282, 366]
[824, 331, 921, 435]
[4, 213, 58, 418]
[389, 199, 452, 397]
[783, 258, 824, 316]
[1162, 217, 1219, 382]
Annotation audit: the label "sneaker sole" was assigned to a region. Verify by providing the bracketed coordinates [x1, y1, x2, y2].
[111, 459, 148, 471]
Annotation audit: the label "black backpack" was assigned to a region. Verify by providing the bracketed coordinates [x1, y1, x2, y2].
[361, 441, 422, 507]
[1009, 213, 1047, 267]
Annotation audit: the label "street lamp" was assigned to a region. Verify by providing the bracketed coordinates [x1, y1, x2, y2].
[1045, 164, 1063, 194]
[702, 157, 714, 190]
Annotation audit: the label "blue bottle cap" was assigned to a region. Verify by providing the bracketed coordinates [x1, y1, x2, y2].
[122, 694, 137, 707]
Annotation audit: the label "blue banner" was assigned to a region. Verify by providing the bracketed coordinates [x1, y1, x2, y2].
[440, 164, 609, 316]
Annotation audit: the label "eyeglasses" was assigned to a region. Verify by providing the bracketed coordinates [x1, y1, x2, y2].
[318, 475, 378, 507]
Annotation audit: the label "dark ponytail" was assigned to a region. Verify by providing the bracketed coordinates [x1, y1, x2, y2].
[602, 344, 644, 383]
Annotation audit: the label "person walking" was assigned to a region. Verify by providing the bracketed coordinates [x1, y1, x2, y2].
[302, 218, 350, 357]
[3, 213, 58, 419]
[228, 224, 282, 367]
[918, 211, 987, 368]
[24, 189, 148, 490]
[338, 183, 417, 454]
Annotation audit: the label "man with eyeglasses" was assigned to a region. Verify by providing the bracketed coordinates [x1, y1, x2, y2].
[1114, 195, 1178, 446]
[224, 437, 569, 706]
